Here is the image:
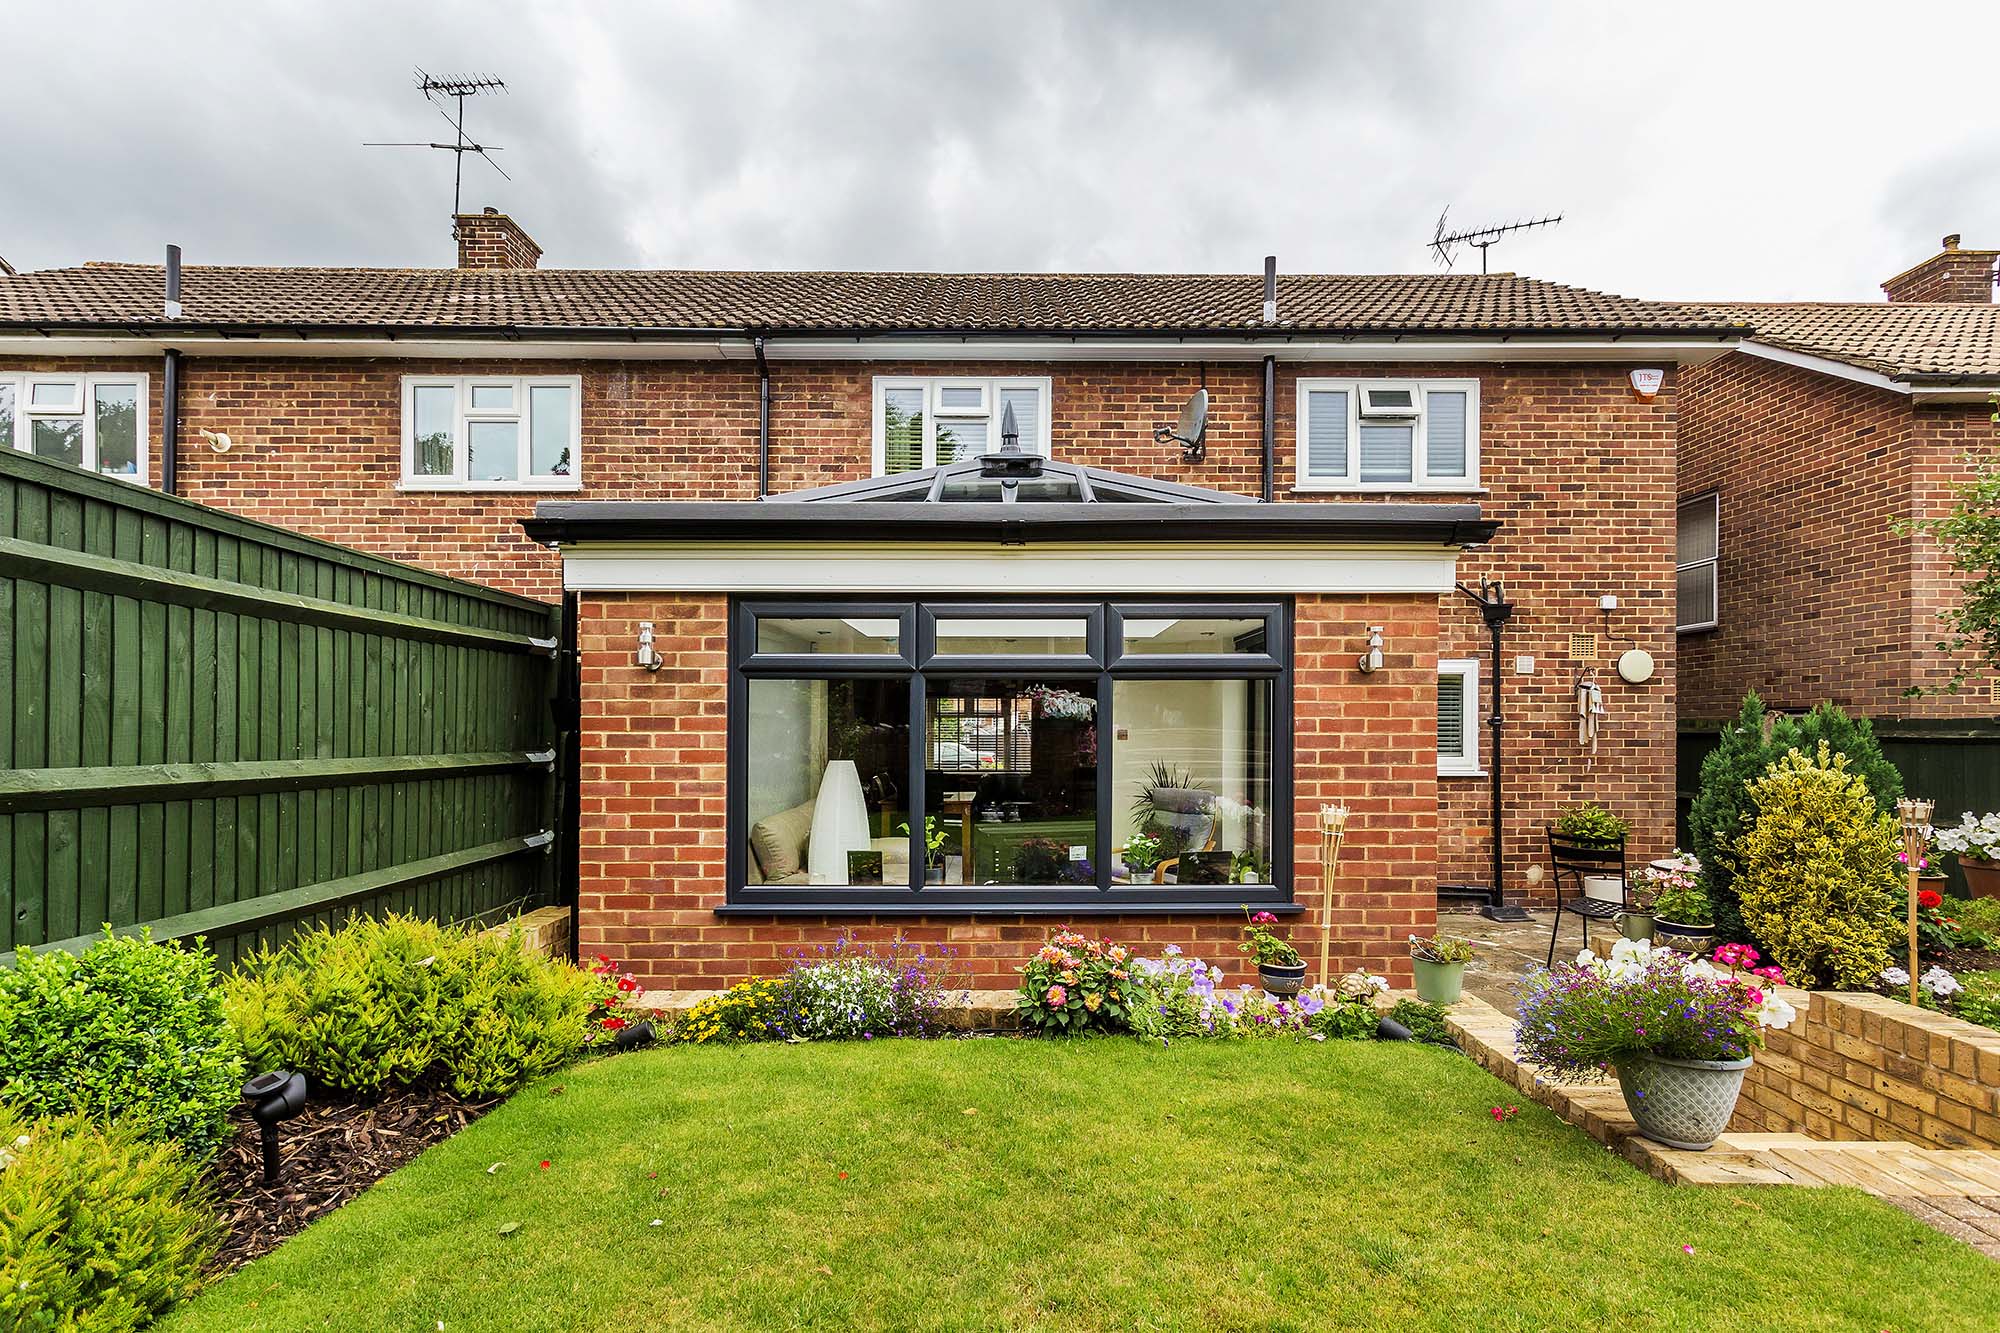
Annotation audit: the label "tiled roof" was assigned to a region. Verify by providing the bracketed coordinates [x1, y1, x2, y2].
[0, 263, 1741, 336]
[1686, 302, 2000, 381]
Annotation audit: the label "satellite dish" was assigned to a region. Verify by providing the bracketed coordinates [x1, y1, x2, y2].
[1154, 388, 1210, 463]
[1617, 648, 1656, 685]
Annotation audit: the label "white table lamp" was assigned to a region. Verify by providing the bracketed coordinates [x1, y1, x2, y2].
[807, 759, 870, 883]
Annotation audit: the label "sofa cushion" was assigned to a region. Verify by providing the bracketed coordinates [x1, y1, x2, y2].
[749, 798, 816, 880]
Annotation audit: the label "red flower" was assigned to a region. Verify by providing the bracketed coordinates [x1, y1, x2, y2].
[1918, 888, 1943, 909]
[617, 977, 638, 992]
[601, 1015, 629, 1031]
[540, 1160, 551, 1170]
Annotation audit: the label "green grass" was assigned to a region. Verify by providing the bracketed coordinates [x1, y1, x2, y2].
[167, 1040, 2000, 1332]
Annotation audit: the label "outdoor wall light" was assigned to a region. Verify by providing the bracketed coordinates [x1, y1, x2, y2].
[242, 1070, 307, 1184]
[636, 621, 663, 671]
[1357, 626, 1385, 674]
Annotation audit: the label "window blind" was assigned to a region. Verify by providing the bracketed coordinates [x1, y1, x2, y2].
[1426, 390, 1468, 478]
[1438, 673, 1467, 759]
[1359, 422, 1415, 484]
[1304, 389, 1348, 478]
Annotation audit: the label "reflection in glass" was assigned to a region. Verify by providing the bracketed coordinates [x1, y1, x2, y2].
[1112, 679, 1273, 886]
[1120, 617, 1265, 655]
[746, 679, 910, 887]
[925, 679, 1097, 886]
[413, 385, 455, 476]
[469, 383, 515, 411]
[882, 387, 925, 474]
[756, 617, 901, 655]
[933, 617, 1088, 657]
[93, 383, 139, 476]
[529, 384, 573, 476]
[30, 417, 83, 467]
[467, 420, 519, 481]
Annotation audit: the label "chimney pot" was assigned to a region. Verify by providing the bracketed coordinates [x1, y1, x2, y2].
[1943, 233, 1961, 251]
[454, 209, 543, 270]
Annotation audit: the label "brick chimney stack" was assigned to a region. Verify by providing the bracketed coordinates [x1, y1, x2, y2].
[1881, 233, 1995, 303]
[454, 208, 543, 270]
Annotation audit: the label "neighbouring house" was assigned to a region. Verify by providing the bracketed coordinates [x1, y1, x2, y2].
[1676, 235, 2000, 840]
[0, 208, 1739, 986]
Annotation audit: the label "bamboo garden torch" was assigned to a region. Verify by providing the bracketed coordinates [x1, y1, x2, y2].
[1319, 803, 1351, 987]
[1897, 796, 1934, 1008]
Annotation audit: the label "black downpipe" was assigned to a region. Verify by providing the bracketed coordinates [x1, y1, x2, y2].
[1456, 579, 1526, 921]
[1260, 255, 1276, 503]
[754, 335, 771, 498]
[160, 348, 181, 495]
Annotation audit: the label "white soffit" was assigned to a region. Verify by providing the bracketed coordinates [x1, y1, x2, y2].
[558, 541, 1462, 595]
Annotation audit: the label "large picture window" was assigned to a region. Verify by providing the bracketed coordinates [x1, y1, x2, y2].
[729, 599, 1290, 912]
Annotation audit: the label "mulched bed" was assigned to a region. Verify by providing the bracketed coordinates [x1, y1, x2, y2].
[206, 1085, 499, 1272]
[1933, 945, 2000, 973]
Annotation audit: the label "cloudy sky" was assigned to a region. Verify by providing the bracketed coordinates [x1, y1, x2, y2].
[3, 1, 1993, 301]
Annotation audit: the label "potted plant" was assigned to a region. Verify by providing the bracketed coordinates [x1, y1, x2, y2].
[1552, 802, 1630, 903]
[899, 816, 950, 883]
[1517, 937, 1797, 1149]
[1121, 831, 1164, 882]
[1933, 813, 2000, 900]
[1650, 869, 1716, 953]
[1617, 876, 1657, 942]
[1407, 934, 1474, 1005]
[1132, 763, 1215, 862]
[1240, 908, 1306, 996]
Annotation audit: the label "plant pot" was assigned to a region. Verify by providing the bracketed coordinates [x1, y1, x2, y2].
[611, 1020, 655, 1051]
[1410, 957, 1465, 1005]
[1613, 1052, 1752, 1150]
[1960, 857, 2000, 901]
[1582, 874, 1625, 905]
[925, 864, 945, 884]
[1617, 911, 1655, 943]
[1258, 960, 1307, 997]
[1654, 918, 1715, 954]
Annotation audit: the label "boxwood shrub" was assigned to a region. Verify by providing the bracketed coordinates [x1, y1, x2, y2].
[222, 915, 616, 1098]
[0, 1108, 220, 1332]
[0, 932, 243, 1158]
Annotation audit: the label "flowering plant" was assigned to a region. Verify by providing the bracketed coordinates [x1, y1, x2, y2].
[1239, 908, 1302, 968]
[1933, 811, 2000, 863]
[1129, 947, 1236, 1038]
[1408, 934, 1475, 965]
[1516, 939, 1796, 1080]
[1122, 832, 1165, 875]
[1016, 928, 1141, 1035]
[585, 953, 653, 1045]
[780, 934, 964, 1040]
[1023, 684, 1096, 720]
[671, 977, 790, 1044]
[1630, 851, 1701, 911]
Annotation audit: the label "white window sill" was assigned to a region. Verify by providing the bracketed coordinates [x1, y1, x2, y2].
[396, 480, 584, 494]
[1292, 483, 1488, 496]
[1438, 766, 1488, 779]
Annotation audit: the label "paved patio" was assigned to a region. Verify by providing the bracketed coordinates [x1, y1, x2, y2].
[1437, 904, 1563, 1015]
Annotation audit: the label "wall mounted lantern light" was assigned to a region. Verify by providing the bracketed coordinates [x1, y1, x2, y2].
[636, 621, 663, 671]
[1356, 626, 1385, 674]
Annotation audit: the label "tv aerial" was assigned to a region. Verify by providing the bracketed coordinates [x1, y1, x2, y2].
[1430, 208, 1563, 274]
[365, 69, 511, 219]
[1154, 388, 1210, 464]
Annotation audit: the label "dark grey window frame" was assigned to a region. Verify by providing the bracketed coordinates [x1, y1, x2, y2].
[724, 596, 1294, 916]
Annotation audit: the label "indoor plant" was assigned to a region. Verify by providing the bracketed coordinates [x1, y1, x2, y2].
[1407, 933, 1474, 1005]
[1121, 831, 1164, 882]
[1552, 802, 1630, 902]
[1933, 812, 2000, 900]
[899, 815, 950, 883]
[1516, 938, 1797, 1149]
[1240, 908, 1305, 996]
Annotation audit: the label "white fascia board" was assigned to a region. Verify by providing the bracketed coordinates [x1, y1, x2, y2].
[558, 541, 1462, 596]
[1736, 340, 1911, 395]
[0, 333, 1738, 366]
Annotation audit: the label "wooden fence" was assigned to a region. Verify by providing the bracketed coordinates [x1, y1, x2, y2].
[0, 447, 570, 965]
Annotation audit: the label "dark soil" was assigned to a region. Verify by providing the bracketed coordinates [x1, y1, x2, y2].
[206, 1084, 498, 1271]
[1932, 945, 2000, 973]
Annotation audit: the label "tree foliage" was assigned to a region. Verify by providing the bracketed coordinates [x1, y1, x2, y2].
[1904, 442, 2000, 693]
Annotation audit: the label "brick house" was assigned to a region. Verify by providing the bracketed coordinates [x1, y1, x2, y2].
[0, 209, 1741, 987]
[1676, 235, 2000, 831]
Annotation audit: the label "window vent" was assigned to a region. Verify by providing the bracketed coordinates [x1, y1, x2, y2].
[1568, 632, 1598, 660]
[1358, 385, 1420, 419]
[1989, 679, 2000, 703]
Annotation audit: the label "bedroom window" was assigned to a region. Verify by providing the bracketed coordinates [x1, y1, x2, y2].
[873, 377, 1052, 475]
[1294, 378, 1478, 491]
[1, 374, 148, 485]
[400, 375, 581, 490]
[730, 599, 1290, 911]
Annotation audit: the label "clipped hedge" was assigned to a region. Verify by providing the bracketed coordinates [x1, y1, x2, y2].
[222, 915, 616, 1098]
[0, 932, 243, 1159]
[0, 1109, 220, 1332]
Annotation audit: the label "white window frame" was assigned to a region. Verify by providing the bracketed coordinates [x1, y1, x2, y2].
[1293, 377, 1481, 493]
[1, 372, 151, 487]
[1438, 657, 1482, 777]
[398, 374, 583, 491]
[871, 376, 1054, 475]
[1676, 491, 1721, 633]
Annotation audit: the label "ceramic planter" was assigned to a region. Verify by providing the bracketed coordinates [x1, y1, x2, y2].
[1614, 1052, 1752, 1150]
[1617, 911, 1656, 942]
[1411, 957, 1465, 1005]
[1258, 960, 1307, 997]
[1654, 918, 1715, 954]
[1960, 857, 2000, 901]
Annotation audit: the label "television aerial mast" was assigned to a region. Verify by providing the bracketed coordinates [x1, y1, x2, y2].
[1430, 208, 1563, 274]
[365, 69, 511, 219]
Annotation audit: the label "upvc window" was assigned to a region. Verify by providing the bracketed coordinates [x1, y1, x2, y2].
[0, 373, 149, 485]
[1438, 658, 1482, 777]
[400, 375, 582, 489]
[1676, 493, 1720, 632]
[872, 376, 1053, 475]
[1294, 378, 1479, 491]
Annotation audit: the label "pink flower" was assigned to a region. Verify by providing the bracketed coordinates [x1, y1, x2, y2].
[1045, 984, 1068, 1008]
[1745, 987, 1763, 1005]
[1251, 911, 1279, 925]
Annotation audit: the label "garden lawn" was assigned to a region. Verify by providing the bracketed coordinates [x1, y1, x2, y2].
[166, 1040, 2000, 1333]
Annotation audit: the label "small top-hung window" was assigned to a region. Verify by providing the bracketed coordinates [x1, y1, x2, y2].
[1359, 385, 1420, 418]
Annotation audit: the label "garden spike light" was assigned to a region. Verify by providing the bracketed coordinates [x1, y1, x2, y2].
[242, 1070, 308, 1184]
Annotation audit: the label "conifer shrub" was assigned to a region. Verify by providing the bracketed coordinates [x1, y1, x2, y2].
[0, 1109, 220, 1332]
[1735, 744, 1902, 989]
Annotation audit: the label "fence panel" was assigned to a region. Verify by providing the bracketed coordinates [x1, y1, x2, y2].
[0, 448, 565, 965]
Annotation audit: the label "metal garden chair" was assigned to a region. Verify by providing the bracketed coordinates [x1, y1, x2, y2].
[1544, 828, 1629, 966]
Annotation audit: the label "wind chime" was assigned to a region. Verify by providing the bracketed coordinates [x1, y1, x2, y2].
[1318, 803, 1351, 985]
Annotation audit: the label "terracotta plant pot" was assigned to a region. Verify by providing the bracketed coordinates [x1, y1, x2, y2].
[1959, 857, 2000, 901]
[1411, 957, 1465, 1006]
[1258, 960, 1307, 997]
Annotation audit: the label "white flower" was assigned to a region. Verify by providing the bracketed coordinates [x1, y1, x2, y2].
[1920, 966, 1962, 998]
[1753, 994, 1798, 1030]
[1880, 966, 1911, 987]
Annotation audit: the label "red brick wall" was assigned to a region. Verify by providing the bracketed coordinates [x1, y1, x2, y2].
[1678, 352, 2000, 722]
[1881, 250, 1996, 303]
[577, 591, 1438, 990]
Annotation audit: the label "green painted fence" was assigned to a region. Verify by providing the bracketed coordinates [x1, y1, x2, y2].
[0, 447, 569, 966]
